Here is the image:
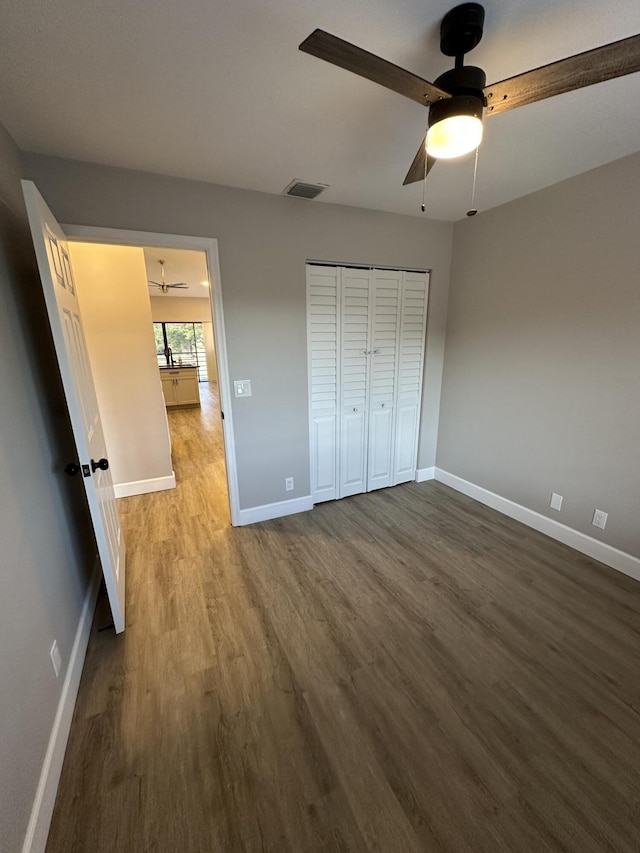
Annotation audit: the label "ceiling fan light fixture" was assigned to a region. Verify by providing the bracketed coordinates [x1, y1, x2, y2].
[426, 95, 484, 159]
[300, 8, 640, 192]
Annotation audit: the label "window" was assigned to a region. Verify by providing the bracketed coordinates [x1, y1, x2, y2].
[154, 322, 208, 382]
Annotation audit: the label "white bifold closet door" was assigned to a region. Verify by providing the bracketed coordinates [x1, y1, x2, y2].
[307, 265, 340, 502]
[393, 270, 429, 485]
[339, 266, 371, 497]
[308, 264, 429, 504]
[367, 269, 402, 491]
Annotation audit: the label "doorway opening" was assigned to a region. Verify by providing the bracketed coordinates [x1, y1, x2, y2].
[64, 226, 240, 526]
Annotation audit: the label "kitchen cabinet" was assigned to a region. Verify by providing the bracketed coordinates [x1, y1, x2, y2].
[160, 366, 200, 408]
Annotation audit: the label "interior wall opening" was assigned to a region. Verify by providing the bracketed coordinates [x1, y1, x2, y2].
[67, 239, 231, 524]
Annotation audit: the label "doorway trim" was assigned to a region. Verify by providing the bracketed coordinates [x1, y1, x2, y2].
[63, 225, 241, 526]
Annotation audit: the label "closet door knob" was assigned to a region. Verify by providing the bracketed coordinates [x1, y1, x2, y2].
[91, 458, 109, 472]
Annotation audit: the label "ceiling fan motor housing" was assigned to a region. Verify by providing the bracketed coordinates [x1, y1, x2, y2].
[440, 3, 485, 58]
[429, 65, 486, 131]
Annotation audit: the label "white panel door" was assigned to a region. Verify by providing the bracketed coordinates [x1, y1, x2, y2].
[367, 269, 402, 491]
[22, 181, 126, 633]
[307, 265, 339, 502]
[393, 271, 429, 485]
[339, 267, 370, 497]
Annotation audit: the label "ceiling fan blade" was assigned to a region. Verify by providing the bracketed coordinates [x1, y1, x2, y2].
[148, 280, 162, 287]
[403, 139, 437, 185]
[485, 33, 640, 117]
[299, 29, 451, 107]
[168, 284, 189, 289]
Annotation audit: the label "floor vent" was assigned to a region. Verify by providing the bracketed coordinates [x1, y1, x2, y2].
[283, 180, 328, 200]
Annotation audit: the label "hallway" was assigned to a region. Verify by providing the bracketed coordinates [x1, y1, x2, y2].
[125, 380, 230, 537]
[45, 383, 640, 852]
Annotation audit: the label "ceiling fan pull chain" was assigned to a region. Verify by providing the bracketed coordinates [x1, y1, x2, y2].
[421, 128, 429, 212]
[467, 146, 479, 217]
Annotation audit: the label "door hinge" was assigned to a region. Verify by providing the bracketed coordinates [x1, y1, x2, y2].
[221, 411, 225, 420]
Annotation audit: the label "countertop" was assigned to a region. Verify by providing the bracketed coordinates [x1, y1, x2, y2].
[159, 364, 196, 370]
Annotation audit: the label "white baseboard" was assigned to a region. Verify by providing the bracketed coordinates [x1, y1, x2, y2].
[22, 559, 101, 853]
[415, 467, 436, 482]
[237, 495, 314, 526]
[114, 472, 176, 498]
[433, 468, 640, 583]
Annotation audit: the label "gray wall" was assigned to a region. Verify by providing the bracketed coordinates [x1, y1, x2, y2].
[437, 152, 640, 558]
[21, 154, 454, 509]
[0, 125, 95, 851]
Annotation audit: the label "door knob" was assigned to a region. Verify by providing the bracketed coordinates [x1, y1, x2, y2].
[64, 462, 81, 476]
[91, 458, 109, 472]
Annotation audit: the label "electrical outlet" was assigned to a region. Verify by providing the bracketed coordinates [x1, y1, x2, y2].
[550, 493, 563, 511]
[50, 640, 62, 678]
[592, 509, 608, 530]
[285, 477, 294, 492]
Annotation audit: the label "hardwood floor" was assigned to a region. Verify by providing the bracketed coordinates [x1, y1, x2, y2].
[46, 383, 640, 852]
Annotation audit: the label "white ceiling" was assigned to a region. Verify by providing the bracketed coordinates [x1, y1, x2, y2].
[144, 247, 209, 298]
[1, 0, 640, 221]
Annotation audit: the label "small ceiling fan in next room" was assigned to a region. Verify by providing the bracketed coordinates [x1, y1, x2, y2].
[299, 3, 640, 212]
[148, 260, 189, 294]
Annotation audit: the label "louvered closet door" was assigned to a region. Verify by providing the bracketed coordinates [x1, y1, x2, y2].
[308, 265, 339, 502]
[339, 267, 371, 498]
[367, 269, 402, 491]
[393, 271, 429, 484]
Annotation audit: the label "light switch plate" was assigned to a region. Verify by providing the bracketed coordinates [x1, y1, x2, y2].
[550, 492, 563, 511]
[234, 380, 252, 398]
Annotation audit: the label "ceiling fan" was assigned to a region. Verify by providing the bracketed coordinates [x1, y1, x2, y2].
[299, 3, 640, 188]
[148, 260, 189, 294]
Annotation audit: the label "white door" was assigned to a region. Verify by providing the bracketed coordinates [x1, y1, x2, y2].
[339, 267, 370, 498]
[307, 265, 339, 502]
[22, 181, 126, 633]
[366, 269, 402, 491]
[393, 271, 429, 485]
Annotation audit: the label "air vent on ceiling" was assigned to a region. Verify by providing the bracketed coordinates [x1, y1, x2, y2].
[283, 180, 328, 200]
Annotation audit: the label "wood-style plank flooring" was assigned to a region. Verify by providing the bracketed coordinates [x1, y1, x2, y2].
[46, 383, 640, 852]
